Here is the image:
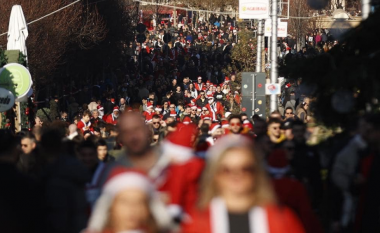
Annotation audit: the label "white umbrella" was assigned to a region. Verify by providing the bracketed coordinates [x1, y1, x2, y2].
[7, 5, 28, 58]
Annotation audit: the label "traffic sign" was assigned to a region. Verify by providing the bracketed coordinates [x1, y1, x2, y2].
[0, 87, 15, 112]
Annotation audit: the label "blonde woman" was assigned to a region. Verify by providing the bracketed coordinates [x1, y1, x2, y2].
[86, 170, 171, 233]
[183, 135, 305, 233]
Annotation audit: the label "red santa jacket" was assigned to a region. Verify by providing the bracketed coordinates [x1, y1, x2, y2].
[206, 101, 224, 121]
[272, 177, 323, 233]
[183, 199, 305, 233]
[77, 119, 93, 133]
[105, 114, 118, 125]
[143, 111, 154, 122]
[194, 82, 206, 91]
[157, 157, 205, 216]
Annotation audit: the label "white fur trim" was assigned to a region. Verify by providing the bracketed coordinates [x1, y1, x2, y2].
[103, 173, 153, 197]
[250, 206, 269, 233]
[167, 204, 183, 218]
[161, 140, 193, 164]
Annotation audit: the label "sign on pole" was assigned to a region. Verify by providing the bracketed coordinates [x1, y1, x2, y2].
[264, 20, 288, 37]
[239, 0, 270, 19]
[0, 87, 15, 112]
[265, 83, 281, 95]
[0, 63, 32, 100]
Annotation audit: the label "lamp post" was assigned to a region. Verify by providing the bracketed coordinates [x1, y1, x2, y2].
[270, 0, 278, 112]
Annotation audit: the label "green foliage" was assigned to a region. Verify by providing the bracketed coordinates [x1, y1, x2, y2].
[0, 49, 7, 67]
[281, 10, 380, 129]
[224, 30, 257, 83]
[18, 52, 27, 66]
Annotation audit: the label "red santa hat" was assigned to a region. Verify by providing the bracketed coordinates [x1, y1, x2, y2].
[206, 80, 211, 85]
[202, 114, 212, 120]
[243, 120, 253, 131]
[191, 105, 197, 110]
[147, 102, 154, 109]
[87, 169, 171, 232]
[191, 99, 196, 106]
[197, 107, 202, 112]
[207, 94, 214, 99]
[161, 124, 198, 164]
[182, 116, 192, 125]
[97, 105, 104, 111]
[155, 105, 162, 112]
[221, 120, 229, 128]
[110, 98, 115, 103]
[209, 123, 221, 134]
[225, 76, 230, 82]
[170, 110, 177, 117]
[206, 134, 252, 160]
[266, 149, 290, 178]
[113, 106, 119, 112]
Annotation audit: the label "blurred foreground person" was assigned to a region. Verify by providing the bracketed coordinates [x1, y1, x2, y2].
[0, 130, 42, 233]
[183, 135, 305, 233]
[86, 170, 171, 233]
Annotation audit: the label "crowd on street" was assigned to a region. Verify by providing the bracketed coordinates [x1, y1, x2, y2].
[1, 14, 380, 233]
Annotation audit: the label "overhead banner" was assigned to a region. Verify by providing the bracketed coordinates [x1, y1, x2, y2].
[264, 20, 288, 37]
[239, 0, 270, 19]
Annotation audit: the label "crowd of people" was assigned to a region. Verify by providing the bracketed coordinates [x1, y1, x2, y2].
[1, 14, 380, 233]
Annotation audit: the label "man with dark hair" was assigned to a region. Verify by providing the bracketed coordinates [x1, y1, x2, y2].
[17, 133, 39, 176]
[228, 114, 243, 134]
[196, 90, 208, 107]
[284, 107, 295, 120]
[0, 130, 42, 233]
[267, 117, 286, 145]
[152, 114, 163, 134]
[96, 139, 115, 163]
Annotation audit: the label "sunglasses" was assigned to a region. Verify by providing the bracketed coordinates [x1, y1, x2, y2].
[230, 123, 241, 127]
[152, 122, 160, 125]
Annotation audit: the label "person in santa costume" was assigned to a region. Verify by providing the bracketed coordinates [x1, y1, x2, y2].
[206, 95, 224, 121]
[183, 135, 305, 233]
[154, 105, 163, 119]
[143, 102, 155, 123]
[105, 107, 120, 125]
[194, 76, 206, 92]
[267, 149, 324, 233]
[86, 170, 171, 233]
[77, 110, 93, 134]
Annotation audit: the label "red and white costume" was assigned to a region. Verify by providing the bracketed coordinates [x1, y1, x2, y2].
[77, 119, 92, 133]
[183, 198, 305, 233]
[206, 99, 224, 121]
[143, 102, 154, 122]
[195, 82, 206, 92]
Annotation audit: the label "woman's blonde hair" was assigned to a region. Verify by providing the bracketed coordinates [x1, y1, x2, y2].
[199, 135, 276, 209]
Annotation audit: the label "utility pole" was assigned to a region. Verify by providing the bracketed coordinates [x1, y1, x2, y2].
[362, 0, 371, 20]
[256, 20, 263, 72]
[270, 0, 278, 112]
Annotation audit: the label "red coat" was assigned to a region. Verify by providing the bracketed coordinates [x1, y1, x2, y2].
[194, 83, 206, 91]
[143, 111, 154, 122]
[183, 203, 305, 233]
[77, 120, 93, 133]
[272, 177, 323, 233]
[157, 158, 205, 215]
[206, 102, 224, 121]
[105, 114, 118, 125]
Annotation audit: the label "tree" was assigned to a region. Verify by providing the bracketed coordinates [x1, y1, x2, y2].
[0, 0, 106, 85]
[281, 9, 380, 128]
[288, 0, 312, 51]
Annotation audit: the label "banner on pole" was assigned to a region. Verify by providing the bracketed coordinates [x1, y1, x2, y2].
[264, 20, 288, 37]
[239, 0, 270, 19]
